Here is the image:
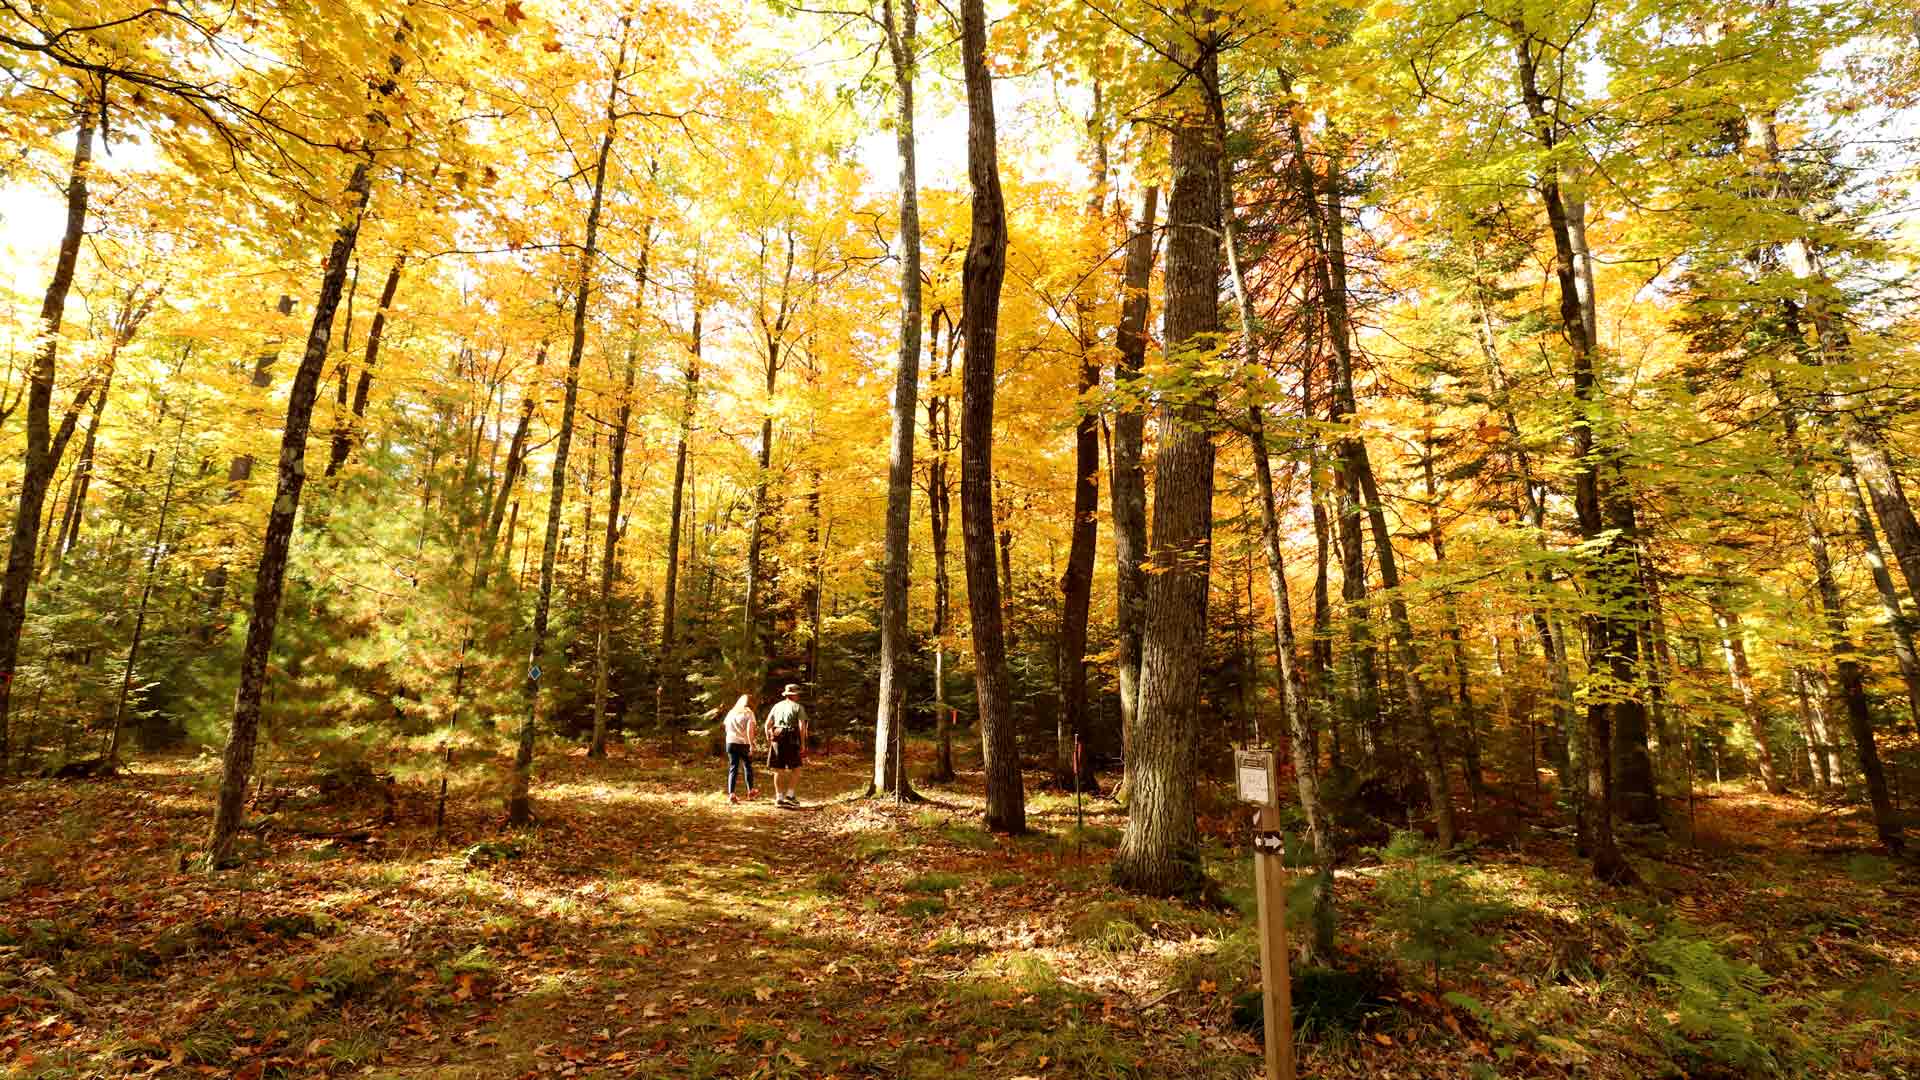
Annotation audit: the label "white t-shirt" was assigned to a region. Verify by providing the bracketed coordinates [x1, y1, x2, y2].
[723, 706, 756, 745]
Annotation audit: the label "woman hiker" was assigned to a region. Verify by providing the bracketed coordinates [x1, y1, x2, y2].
[765, 684, 809, 807]
[722, 693, 760, 804]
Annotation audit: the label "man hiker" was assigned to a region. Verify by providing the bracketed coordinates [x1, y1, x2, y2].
[765, 684, 809, 807]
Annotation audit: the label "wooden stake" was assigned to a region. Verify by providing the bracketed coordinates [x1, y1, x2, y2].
[1238, 747, 1295, 1080]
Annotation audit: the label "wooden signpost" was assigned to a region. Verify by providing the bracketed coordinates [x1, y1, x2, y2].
[1234, 747, 1296, 1080]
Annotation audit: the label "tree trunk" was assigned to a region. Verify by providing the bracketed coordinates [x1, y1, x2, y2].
[1206, 69, 1332, 951]
[325, 256, 404, 477]
[658, 302, 700, 731]
[927, 310, 957, 783]
[1109, 184, 1157, 802]
[1282, 109, 1381, 765]
[1055, 323, 1100, 793]
[207, 160, 374, 864]
[478, 345, 543, 589]
[958, 0, 1020, 831]
[871, 0, 922, 801]
[1836, 455, 1920, 734]
[55, 280, 154, 570]
[107, 399, 191, 765]
[1790, 666, 1835, 789]
[1113, 37, 1218, 895]
[1421, 438, 1483, 809]
[1712, 597, 1782, 793]
[509, 36, 626, 825]
[1510, 31, 1636, 884]
[592, 248, 648, 759]
[1776, 367, 1901, 851]
[1307, 131, 1454, 847]
[0, 113, 94, 773]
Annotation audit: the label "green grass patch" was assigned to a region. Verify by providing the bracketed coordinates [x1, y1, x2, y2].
[900, 896, 948, 920]
[902, 871, 966, 895]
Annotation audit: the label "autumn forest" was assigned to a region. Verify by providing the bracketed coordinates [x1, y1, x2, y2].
[2, 0, 1918, 1076]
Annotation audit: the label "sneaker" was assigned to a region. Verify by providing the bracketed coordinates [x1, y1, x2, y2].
[729, 793, 739, 804]
[748, 788, 760, 798]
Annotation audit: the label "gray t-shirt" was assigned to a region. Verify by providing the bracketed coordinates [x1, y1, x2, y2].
[766, 699, 808, 735]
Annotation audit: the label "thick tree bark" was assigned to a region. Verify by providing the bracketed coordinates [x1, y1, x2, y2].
[1790, 665, 1835, 789]
[509, 37, 625, 824]
[958, 0, 1020, 831]
[1512, 29, 1634, 883]
[1113, 36, 1218, 895]
[0, 113, 94, 772]
[871, 0, 922, 800]
[325, 257, 405, 477]
[592, 249, 647, 759]
[207, 160, 374, 863]
[1109, 184, 1157, 801]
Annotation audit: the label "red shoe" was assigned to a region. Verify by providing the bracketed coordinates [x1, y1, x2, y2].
[748, 788, 760, 798]
[729, 793, 739, 804]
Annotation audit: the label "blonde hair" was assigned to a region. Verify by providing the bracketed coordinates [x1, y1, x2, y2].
[727, 693, 754, 718]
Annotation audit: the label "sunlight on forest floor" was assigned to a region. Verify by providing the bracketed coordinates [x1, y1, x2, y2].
[2, 741, 1917, 1078]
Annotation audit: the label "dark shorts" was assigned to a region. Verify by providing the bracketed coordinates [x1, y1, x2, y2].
[768, 730, 802, 769]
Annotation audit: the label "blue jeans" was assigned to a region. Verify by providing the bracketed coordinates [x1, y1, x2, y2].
[727, 743, 755, 795]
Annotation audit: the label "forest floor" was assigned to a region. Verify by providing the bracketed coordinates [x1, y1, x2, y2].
[2, 736, 1918, 1079]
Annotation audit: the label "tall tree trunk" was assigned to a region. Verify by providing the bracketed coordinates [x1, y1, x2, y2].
[1282, 107, 1380, 764]
[1308, 445, 1339, 769]
[1305, 123, 1454, 846]
[325, 257, 405, 477]
[592, 249, 648, 759]
[1790, 665, 1835, 789]
[958, 0, 1020, 831]
[56, 279, 155, 569]
[1422, 437, 1483, 809]
[1512, 30, 1635, 883]
[1837, 455, 1920, 734]
[744, 232, 794, 685]
[871, 0, 922, 800]
[928, 311, 957, 783]
[1114, 32, 1219, 895]
[107, 398, 191, 766]
[0, 112, 94, 772]
[658, 302, 700, 730]
[1207, 69, 1332, 950]
[1055, 319, 1100, 793]
[477, 345, 544, 589]
[1109, 185, 1157, 802]
[1712, 596, 1783, 793]
[509, 35, 626, 825]
[1607, 489, 1661, 825]
[1776, 363, 1901, 851]
[207, 159, 375, 863]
